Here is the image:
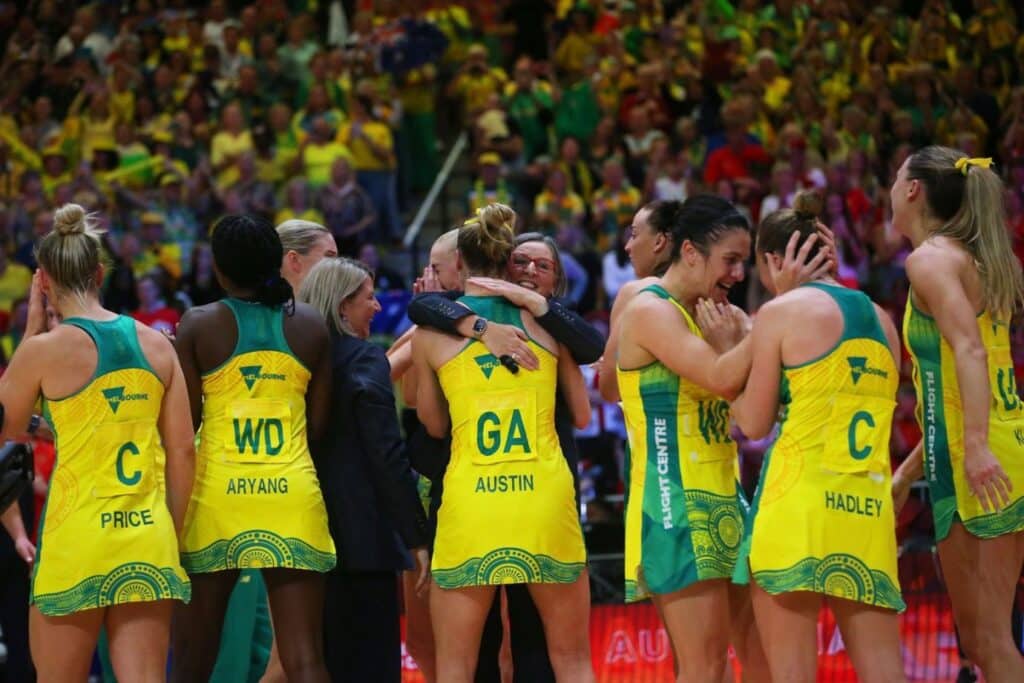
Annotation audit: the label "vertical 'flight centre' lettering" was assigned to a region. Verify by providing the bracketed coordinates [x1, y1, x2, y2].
[654, 417, 673, 530]
[924, 369, 937, 482]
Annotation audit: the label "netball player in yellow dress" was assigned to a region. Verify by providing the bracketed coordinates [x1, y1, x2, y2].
[0, 204, 195, 680]
[727, 193, 906, 683]
[597, 201, 675, 403]
[171, 215, 335, 683]
[412, 204, 594, 683]
[598, 200, 831, 404]
[615, 195, 778, 682]
[890, 147, 1024, 682]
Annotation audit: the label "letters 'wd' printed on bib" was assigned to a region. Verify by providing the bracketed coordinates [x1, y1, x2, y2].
[180, 298, 335, 574]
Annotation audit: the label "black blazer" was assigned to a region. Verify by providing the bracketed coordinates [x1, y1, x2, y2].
[313, 330, 428, 572]
[407, 292, 604, 365]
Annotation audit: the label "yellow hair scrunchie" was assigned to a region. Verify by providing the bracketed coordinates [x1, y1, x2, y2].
[954, 157, 993, 175]
[462, 207, 484, 227]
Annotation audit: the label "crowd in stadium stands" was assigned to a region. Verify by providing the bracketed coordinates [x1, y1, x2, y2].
[1, 0, 1024, 508]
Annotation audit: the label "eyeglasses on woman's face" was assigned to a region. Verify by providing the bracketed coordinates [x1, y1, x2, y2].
[509, 253, 556, 274]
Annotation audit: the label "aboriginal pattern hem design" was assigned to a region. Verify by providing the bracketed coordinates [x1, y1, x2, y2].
[181, 529, 336, 573]
[433, 547, 585, 588]
[753, 553, 906, 612]
[962, 495, 1024, 539]
[627, 488, 744, 603]
[684, 488, 744, 579]
[32, 562, 191, 616]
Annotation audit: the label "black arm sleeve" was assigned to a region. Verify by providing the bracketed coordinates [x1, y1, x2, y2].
[406, 291, 468, 334]
[409, 292, 603, 364]
[536, 300, 605, 365]
[353, 348, 430, 549]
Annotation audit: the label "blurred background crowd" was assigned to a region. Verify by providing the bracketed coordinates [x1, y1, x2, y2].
[1, 0, 1024, 526]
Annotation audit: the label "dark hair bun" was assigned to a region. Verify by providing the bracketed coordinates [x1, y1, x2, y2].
[255, 274, 294, 308]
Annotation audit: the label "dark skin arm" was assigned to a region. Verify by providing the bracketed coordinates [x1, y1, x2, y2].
[174, 305, 209, 430]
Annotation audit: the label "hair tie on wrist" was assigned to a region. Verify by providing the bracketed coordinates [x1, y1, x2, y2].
[954, 157, 993, 176]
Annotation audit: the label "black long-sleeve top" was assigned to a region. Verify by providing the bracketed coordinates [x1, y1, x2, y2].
[312, 330, 429, 572]
[407, 292, 604, 365]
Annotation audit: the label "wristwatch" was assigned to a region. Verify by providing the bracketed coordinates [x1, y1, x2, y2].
[27, 414, 40, 436]
[472, 317, 489, 339]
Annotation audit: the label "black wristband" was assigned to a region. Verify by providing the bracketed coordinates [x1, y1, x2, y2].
[27, 414, 40, 436]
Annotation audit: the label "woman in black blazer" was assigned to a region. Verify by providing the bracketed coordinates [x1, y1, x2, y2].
[299, 257, 429, 683]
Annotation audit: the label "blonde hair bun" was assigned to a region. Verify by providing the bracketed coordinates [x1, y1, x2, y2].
[478, 203, 516, 236]
[458, 203, 517, 275]
[53, 203, 90, 236]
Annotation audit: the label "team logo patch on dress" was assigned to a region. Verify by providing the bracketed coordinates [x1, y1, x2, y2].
[847, 357, 888, 385]
[239, 365, 286, 391]
[102, 387, 149, 414]
[474, 354, 500, 379]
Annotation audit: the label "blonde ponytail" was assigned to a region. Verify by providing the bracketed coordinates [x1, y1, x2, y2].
[949, 166, 1024, 318]
[908, 146, 1024, 318]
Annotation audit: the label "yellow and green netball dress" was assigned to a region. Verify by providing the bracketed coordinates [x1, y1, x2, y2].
[431, 296, 586, 588]
[180, 298, 335, 572]
[737, 283, 904, 611]
[617, 285, 745, 603]
[904, 293, 1024, 541]
[33, 316, 190, 616]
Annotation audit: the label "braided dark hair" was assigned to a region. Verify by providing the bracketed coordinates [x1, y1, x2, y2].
[212, 214, 294, 312]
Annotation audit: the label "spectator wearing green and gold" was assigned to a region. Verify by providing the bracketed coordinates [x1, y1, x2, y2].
[447, 43, 508, 120]
[210, 102, 253, 192]
[591, 157, 641, 251]
[534, 166, 585, 235]
[504, 56, 555, 162]
[337, 93, 400, 241]
[299, 115, 352, 191]
[467, 152, 513, 214]
[0, 245, 32, 321]
[134, 210, 184, 281]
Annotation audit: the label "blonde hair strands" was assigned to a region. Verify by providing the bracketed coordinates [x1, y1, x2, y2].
[36, 203, 107, 305]
[298, 257, 372, 337]
[277, 219, 330, 255]
[908, 145, 1024, 318]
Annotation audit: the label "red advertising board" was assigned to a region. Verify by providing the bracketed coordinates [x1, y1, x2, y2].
[401, 596, 961, 682]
